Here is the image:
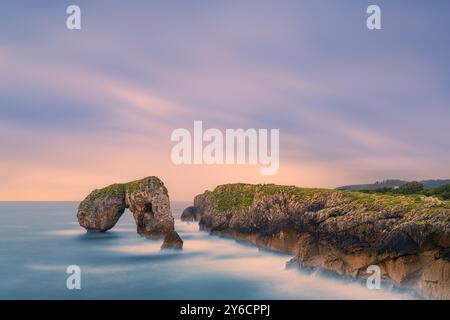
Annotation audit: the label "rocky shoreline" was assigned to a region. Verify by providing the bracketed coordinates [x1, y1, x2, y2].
[189, 183, 450, 299]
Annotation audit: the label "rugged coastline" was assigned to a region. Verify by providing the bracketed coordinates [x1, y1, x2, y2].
[190, 183, 450, 299]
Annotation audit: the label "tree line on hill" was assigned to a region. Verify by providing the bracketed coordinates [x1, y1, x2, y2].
[358, 181, 450, 200]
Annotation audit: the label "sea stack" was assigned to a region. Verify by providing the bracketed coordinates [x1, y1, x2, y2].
[180, 206, 200, 222]
[77, 176, 182, 248]
[161, 230, 184, 250]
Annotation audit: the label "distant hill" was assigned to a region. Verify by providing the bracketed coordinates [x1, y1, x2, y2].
[420, 179, 450, 189]
[337, 179, 450, 191]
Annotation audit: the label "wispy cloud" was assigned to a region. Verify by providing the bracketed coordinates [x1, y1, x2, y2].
[0, 1, 449, 200]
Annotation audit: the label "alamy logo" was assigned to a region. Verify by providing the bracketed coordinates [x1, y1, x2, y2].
[66, 5, 81, 30]
[366, 265, 381, 290]
[66, 265, 81, 290]
[171, 121, 279, 175]
[366, 5, 381, 30]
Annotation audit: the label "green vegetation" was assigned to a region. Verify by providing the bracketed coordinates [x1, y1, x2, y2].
[359, 181, 450, 201]
[90, 183, 126, 201]
[426, 184, 450, 200]
[211, 183, 349, 213]
[88, 176, 167, 202]
[207, 183, 450, 220]
[396, 181, 424, 194]
[212, 184, 256, 212]
[123, 176, 167, 194]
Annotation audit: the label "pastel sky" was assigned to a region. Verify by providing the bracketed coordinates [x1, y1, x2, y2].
[1, 0, 449, 201]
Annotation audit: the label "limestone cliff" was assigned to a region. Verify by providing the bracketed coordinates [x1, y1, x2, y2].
[190, 183, 450, 299]
[78, 177, 182, 248]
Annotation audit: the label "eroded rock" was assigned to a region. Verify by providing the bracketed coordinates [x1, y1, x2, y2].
[77, 177, 181, 248]
[77, 184, 126, 232]
[192, 183, 450, 299]
[161, 230, 184, 250]
[125, 177, 174, 237]
[181, 206, 200, 222]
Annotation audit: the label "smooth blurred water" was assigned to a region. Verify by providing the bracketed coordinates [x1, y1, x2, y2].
[0, 202, 416, 300]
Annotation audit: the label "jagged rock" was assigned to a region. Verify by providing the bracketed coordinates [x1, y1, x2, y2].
[381, 230, 419, 256]
[125, 177, 174, 237]
[161, 231, 183, 249]
[77, 177, 175, 238]
[192, 183, 450, 299]
[181, 206, 200, 222]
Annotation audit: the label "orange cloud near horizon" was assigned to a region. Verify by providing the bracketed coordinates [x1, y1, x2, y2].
[1, 146, 445, 202]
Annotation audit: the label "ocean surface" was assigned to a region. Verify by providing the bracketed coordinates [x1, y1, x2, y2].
[0, 202, 416, 300]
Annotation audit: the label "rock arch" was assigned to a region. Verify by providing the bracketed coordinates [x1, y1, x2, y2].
[77, 176, 182, 248]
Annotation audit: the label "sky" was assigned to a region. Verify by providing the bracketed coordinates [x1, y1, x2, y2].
[1, 0, 450, 201]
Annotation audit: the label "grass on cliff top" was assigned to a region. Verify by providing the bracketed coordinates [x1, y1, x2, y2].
[90, 183, 126, 201]
[209, 183, 450, 217]
[211, 183, 333, 213]
[88, 176, 166, 201]
[123, 176, 167, 193]
[212, 184, 256, 212]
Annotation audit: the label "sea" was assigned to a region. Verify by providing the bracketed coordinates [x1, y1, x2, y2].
[0, 202, 416, 299]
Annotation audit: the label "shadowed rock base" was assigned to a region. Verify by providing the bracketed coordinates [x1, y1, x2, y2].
[161, 230, 184, 250]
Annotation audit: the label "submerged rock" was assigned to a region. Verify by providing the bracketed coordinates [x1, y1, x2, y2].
[161, 230, 184, 249]
[181, 206, 200, 222]
[77, 177, 176, 239]
[192, 183, 450, 300]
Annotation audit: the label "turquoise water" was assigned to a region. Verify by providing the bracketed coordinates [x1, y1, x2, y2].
[0, 202, 415, 300]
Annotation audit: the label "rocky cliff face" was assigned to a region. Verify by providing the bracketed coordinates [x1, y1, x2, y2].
[78, 177, 182, 248]
[191, 183, 450, 299]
